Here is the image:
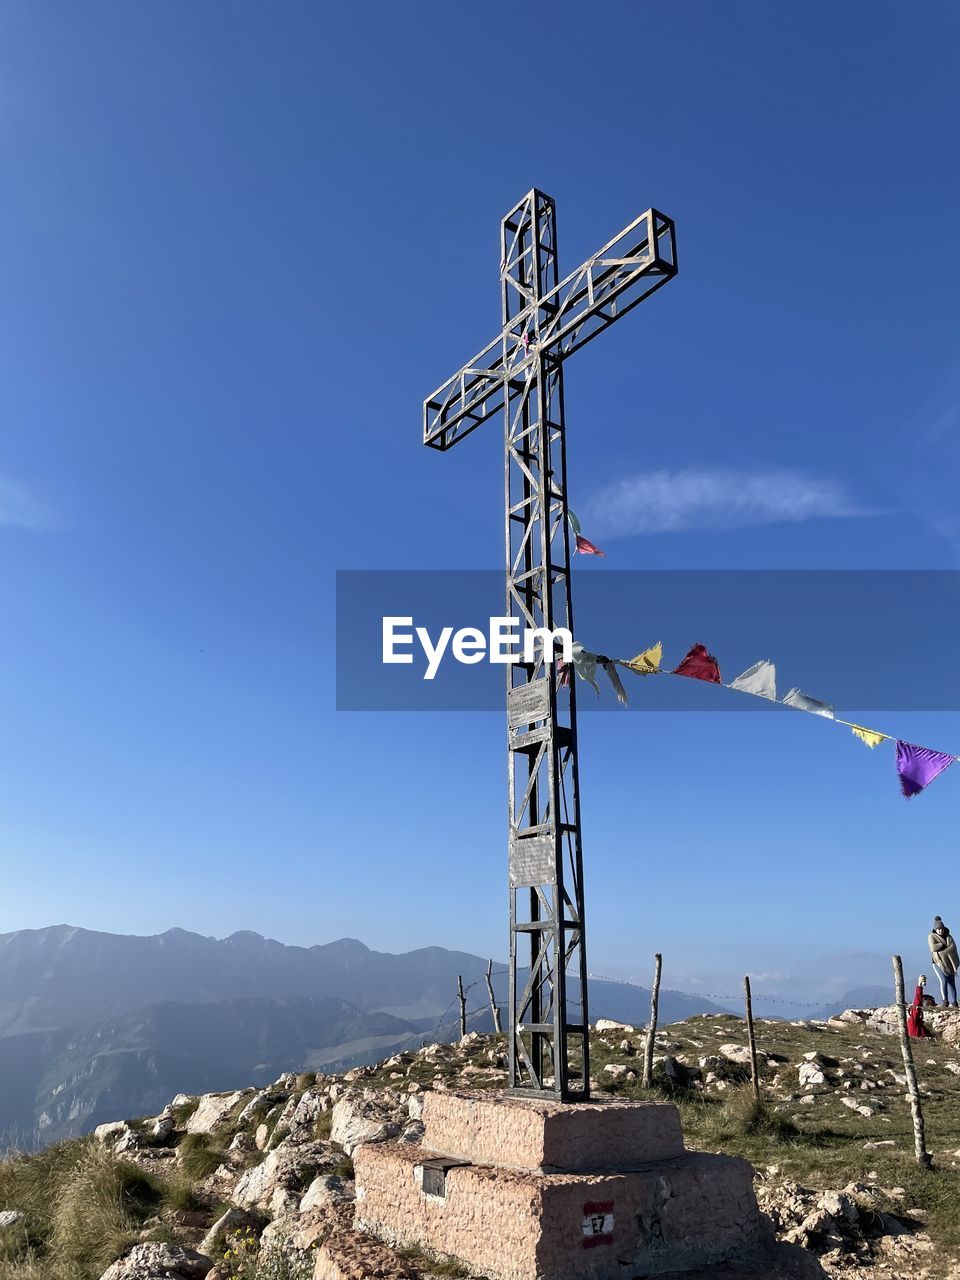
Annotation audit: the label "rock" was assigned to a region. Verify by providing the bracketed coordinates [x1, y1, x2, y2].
[595, 1019, 634, 1032]
[817, 1190, 857, 1223]
[603, 1063, 629, 1079]
[198, 1208, 259, 1259]
[841, 1097, 874, 1117]
[185, 1091, 247, 1135]
[237, 1088, 288, 1126]
[300, 1174, 354, 1213]
[99, 1242, 212, 1280]
[233, 1140, 339, 1209]
[152, 1115, 175, 1143]
[798, 1062, 826, 1087]
[329, 1096, 402, 1156]
[94, 1121, 130, 1144]
[718, 1043, 767, 1066]
[0, 1210, 23, 1228]
[254, 1123, 270, 1151]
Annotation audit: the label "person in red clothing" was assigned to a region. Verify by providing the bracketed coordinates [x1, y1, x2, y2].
[907, 974, 930, 1038]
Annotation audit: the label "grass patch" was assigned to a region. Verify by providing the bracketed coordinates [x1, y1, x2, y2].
[0, 1142, 163, 1278]
[177, 1133, 225, 1180]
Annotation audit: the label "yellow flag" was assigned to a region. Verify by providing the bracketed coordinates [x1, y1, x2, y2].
[620, 642, 662, 675]
[849, 724, 887, 749]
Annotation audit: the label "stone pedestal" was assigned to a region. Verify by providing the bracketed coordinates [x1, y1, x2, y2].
[353, 1090, 765, 1280]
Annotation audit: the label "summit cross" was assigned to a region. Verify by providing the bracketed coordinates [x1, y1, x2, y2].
[423, 190, 677, 1100]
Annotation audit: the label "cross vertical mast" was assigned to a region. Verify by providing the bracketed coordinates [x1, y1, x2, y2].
[502, 191, 588, 1098]
[423, 189, 677, 1101]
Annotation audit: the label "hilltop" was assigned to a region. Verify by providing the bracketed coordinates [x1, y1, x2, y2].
[2, 1009, 959, 1280]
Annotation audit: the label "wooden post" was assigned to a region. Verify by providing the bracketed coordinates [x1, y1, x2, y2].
[485, 960, 503, 1034]
[641, 953, 663, 1089]
[892, 954, 932, 1169]
[744, 975, 760, 1098]
[457, 974, 467, 1040]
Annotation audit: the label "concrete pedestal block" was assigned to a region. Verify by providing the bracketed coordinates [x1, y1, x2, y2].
[422, 1089, 684, 1172]
[355, 1095, 766, 1280]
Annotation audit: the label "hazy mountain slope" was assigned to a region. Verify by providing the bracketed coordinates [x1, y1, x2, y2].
[0, 995, 420, 1147]
[0, 925, 723, 1036]
[0, 927, 491, 1034]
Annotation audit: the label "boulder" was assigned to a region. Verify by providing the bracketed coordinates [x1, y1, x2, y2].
[595, 1019, 635, 1032]
[0, 1210, 23, 1228]
[99, 1243, 212, 1280]
[329, 1096, 402, 1156]
[232, 1140, 338, 1209]
[186, 1091, 247, 1136]
[300, 1174, 354, 1213]
[718, 1043, 766, 1066]
[798, 1062, 826, 1087]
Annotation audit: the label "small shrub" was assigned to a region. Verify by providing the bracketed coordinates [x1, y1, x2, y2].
[221, 1233, 313, 1280]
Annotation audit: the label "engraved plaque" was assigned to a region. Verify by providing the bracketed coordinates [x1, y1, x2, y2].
[508, 680, 550, 728]
[509, 834, 557, 887]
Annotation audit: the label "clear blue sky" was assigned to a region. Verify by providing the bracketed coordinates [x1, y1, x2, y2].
[1, 1, 958, 1009]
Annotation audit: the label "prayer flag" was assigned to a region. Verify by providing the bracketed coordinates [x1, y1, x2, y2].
[673, 643, 722, 684]
[619, 642, 663, 675]
[567, 509, 582, 536]
[896, 740, 955, 799]
[601, 660, 628, 706]
[575, 534, 606, 557]
[571, 642, 601, 696]
[782, 688, 835, 719]
[848, 724, 888, 749]
[729, 659, 776, 700]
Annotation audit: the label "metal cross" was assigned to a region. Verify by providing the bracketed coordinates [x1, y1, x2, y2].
[423, 190, 677, 1100]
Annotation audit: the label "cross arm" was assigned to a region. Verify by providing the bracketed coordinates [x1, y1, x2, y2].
[423, 208, 677, 451]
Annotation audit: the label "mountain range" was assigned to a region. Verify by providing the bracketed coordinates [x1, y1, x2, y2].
[0, 924, 723, 1146]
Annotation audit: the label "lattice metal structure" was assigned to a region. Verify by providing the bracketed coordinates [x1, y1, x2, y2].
[424, 190, 677, 1100]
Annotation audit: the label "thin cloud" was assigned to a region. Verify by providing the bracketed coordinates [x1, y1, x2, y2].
[0, 475, 54, 530]
[583, 467, 870, 538]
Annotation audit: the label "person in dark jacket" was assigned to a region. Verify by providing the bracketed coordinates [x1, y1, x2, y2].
[929, 917, 959, 1007]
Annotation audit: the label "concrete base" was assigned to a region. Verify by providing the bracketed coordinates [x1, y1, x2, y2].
[353, 1091, 765, 1280]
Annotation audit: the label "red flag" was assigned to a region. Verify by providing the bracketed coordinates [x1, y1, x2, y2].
[673, 643, 722, 684]
[575, 534, 606, 557]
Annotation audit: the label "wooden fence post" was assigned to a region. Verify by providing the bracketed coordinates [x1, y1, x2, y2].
[485, 960, 503, 1034]
[457, 975, 467, 1040]
[744, 975, 760, 1098]
[641, 953, 663, 1089]
[892, 954, 932, 1169]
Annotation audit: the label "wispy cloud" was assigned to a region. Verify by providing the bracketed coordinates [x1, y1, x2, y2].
[0, 475, 54, 530]
[583, 466, 870, 538]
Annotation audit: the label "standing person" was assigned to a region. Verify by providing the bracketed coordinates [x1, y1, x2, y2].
[907, 975, 929, 1038]
[929, 917, 959, 1007]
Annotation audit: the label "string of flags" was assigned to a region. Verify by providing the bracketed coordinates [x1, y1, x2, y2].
[561, 639, 958, 800]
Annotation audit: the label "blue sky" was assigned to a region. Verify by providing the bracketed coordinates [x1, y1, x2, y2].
[1, 1, 959, 1009]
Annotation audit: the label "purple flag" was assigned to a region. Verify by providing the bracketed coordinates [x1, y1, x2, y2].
[896, 740, 955, 799]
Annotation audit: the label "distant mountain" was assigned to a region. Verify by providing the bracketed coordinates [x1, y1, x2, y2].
[816, 987, 892, 1020]
[0, 996, 420, 1149]
[0, 925, 725, 1145]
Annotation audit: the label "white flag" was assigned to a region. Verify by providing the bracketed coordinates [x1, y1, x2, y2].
[729, 659, 776, 701]
[783, 687, 835, 719]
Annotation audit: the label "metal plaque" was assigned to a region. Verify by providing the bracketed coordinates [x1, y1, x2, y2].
[508, 680, 550, 728]
[509, 834, 556, 888]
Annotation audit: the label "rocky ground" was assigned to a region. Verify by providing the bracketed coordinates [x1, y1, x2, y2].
[1, 1008, 959, 1280]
